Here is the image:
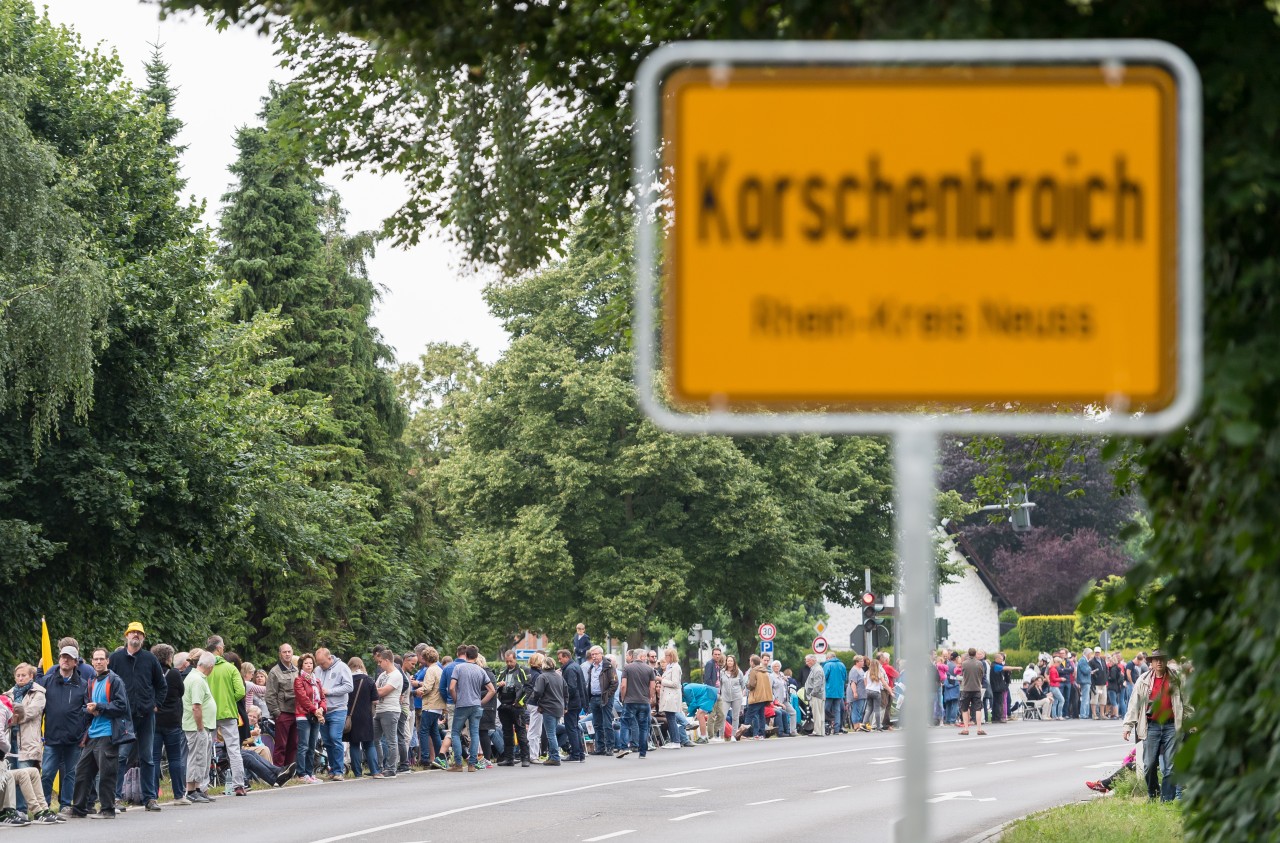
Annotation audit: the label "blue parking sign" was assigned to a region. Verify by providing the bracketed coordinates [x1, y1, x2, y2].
[759, 641, 774, 653]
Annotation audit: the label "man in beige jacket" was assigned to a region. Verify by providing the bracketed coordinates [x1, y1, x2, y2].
[1122, 649, 1193, 802]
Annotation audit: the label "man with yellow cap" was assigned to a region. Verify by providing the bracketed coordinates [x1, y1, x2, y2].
[107, 622, 167, 812]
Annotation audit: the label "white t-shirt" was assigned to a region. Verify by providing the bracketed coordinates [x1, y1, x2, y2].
[375, 667, 403, 714]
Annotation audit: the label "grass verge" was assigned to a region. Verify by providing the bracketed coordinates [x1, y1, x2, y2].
[1000, 772, 1183, 843]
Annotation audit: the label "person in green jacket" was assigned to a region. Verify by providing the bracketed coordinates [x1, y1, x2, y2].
[205, 636, 246, 796]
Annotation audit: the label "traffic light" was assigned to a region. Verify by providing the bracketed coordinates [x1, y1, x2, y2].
[861, 591, 878, 634]
[1010, 484, 1034, 532]
[936, 617, 950, 645]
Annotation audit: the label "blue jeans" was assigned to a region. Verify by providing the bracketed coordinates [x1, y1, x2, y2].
[774, 704, 791, 735]
[452, 705, 482, 767]
[152, 724, 187, 800]
[1108, 689, 1120, 710]
[349, 740, 378, 777]
[943, 698, 959, 724]
[41, 744, 77, 807]
[849, 695, 870, 726]
[825, 698, 844, 733]
[1143, 721, 1179, 801]
[746, 701, 767, 738]
[542, 713, 561, 758]
[589, 696, 614, 753]
[116, 712, 157, 803]
[296, 717, 317, 777]
[321, 708, 347, 775]
[1079, 682, 1092, 718]
[563, 708, 585, 759]
[418, 710, 443, 764]
[1049, 686, 1065, 718]
[624, 703, 651, 756]
[617, 700, 630, 748]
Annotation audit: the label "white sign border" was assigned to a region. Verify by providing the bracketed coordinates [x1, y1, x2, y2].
[632, 39, 1202, 437]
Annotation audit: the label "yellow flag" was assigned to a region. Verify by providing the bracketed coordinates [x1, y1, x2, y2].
[41, 616, 53, 675]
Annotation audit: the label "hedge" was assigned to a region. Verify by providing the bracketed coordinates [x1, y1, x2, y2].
[1016, 616, 1076, 653]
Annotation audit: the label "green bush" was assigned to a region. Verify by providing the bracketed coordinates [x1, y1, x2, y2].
[1001, 626, 1022, 650]
[999, 608, 1021, 625]
[1001, 649, 1039, 671]
[1017, 616, 1076, 653]
[689, 668, 703, 684]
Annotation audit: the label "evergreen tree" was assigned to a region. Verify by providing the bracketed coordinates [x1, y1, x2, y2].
[141, 44, 184, 150]
[217, 85, 429, 653]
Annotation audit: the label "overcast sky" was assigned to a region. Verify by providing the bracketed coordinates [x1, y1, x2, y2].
[42, 0, 509, 365]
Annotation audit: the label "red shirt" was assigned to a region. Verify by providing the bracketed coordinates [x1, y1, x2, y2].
[1148, 675, 1175, 724]
[882, 662, 899, 691]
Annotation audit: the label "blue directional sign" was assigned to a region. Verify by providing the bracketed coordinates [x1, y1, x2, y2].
[759, 641, 774, 654]
[514, 649, 536, 660]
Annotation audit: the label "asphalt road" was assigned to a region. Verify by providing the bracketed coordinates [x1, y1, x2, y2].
[30, 718, 1128, 843]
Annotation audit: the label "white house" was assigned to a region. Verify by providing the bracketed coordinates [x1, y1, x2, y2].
[823, 523, 1013, 654]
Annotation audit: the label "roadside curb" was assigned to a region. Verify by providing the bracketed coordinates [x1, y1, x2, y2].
[958, 818, 1016, 843]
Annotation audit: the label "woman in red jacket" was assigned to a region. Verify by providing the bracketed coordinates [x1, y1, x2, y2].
[1047, 658, 1066, 720]
[293, 653, 326, 783]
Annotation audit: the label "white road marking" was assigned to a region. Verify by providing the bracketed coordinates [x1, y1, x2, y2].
[308, 728, 1076, 843]
[670, 811, 714, 822]
[1076, 744, 1130, 752]
[934, 767, 966, 773]
[747, 798, 785, 806]
[1032, 753, 1058, 758]
[987, 760, 1014, 765]
[868, 757, 901, 765]
[584, 832, 636, 842]
[928, 790, 996, 804]
[1038, 737, 1068, 744]
[661, 787, 709, 798]
[1084, 762, 1117, 769]
[815, 785, 851, 794]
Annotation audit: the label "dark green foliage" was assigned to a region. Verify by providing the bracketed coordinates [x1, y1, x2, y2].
[1016, 616, 1076, 654]
[216, 86, 439, 657]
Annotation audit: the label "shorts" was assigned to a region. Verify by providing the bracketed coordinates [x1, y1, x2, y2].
[959, 691, 983, 718]
[1092, 686, 1107, 704]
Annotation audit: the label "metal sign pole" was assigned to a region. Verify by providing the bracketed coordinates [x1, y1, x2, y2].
[894, 427, 937, 843]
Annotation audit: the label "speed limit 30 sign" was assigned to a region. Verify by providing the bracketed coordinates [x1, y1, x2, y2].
[758, 622, 777, 641]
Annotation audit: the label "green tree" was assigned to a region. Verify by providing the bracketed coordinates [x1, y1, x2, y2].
[0, 9, 228, 659]
[433, 224, 894, 662]
[216, 86, 435, 655]
[1074, 576, 1154, 653]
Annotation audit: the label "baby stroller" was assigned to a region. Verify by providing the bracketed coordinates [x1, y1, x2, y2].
[795, 690, 814, 735]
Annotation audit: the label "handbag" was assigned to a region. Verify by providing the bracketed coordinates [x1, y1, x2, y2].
[344, 675, 364, 736]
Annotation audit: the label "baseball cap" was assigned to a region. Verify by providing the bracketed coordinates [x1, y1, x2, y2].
[125, 621, 146, 635]
[59, 645, 79, 659]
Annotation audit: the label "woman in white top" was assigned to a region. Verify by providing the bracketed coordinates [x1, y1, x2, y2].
[720, 655, 746, 739]
[863, 659, 886, 731]
[658, 648, 687, 747]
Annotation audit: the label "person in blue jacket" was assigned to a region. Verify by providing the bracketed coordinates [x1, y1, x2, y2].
[681, 683, 718, 742]
[38, 646, 90, 809]
[70, 648, 135, 819]
[822, 654, 849, 734]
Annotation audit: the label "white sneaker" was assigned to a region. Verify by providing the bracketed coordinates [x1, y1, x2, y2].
[709, 737, 725, 743]
[662, 743, 680, 749]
